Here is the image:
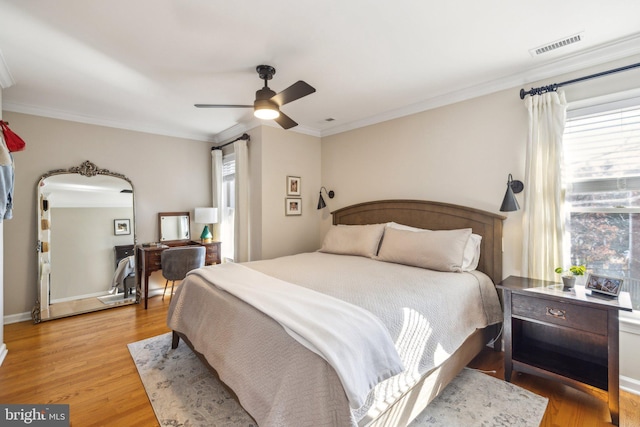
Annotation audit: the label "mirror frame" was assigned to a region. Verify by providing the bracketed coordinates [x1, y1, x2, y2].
[158, 211, 191, 243]
[32, 160, 137, 323]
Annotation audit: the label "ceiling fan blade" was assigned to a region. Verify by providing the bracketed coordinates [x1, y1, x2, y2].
[194, 104, 253, 108]
[271, 81, 316, 106]
[274, 112, 298, 129]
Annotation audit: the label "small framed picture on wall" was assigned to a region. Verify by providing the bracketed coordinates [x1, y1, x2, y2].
[114, 219, 131, 235]
[287, 176, 301, 196]
[285, 198, 302, 216]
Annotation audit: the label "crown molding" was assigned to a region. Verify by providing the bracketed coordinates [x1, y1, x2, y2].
[321, 33, 640, 138]
[260, 121, 321, 138]
[0, 50, 15, 89]
[212, 122, 255, 144]
[213, 118, 321, 144]
[3, 101, 216, 142]
[4, 33, 639, 141]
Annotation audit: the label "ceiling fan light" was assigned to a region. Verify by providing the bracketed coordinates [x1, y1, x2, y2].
[254, 99, 280, 120]
[254, 107, 280, 120]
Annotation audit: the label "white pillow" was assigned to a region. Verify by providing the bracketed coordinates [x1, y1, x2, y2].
[386, 222, 482, 271]
[463, 233, 482, 271]
[376, 227, 472, 272]
[319, 223, 386, 258]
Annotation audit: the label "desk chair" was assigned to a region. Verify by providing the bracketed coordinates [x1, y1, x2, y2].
[161, 246, 206, 301]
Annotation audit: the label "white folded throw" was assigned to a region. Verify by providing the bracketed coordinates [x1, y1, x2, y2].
[190, 263, 404, 408]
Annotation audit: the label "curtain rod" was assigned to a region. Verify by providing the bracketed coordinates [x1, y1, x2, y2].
[519, 61, 640, 100]
[211, 133, 250, 150]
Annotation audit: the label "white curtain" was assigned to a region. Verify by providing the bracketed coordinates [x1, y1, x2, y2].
[234, 139, 250, 262]
[522, 91, 568, 281]
[211, 150, 223, 241]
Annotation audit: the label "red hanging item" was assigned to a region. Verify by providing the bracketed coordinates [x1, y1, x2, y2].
[0, 120, 26, 152]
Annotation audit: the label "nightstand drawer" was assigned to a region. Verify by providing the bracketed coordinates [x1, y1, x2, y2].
[202, 242, 221, 265]
[512, 293, 607, 335]
[205, 247, 218, 264]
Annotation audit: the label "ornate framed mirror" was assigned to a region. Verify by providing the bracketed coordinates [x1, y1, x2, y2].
[32, 160, 137, 322]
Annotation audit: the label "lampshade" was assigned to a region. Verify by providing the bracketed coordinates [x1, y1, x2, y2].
[317, 194, 326, 210]
[194, 207, 218, 243]
[500, 174, 523, 212]
[194, 207, 218, 224]
[254, 100, 280, 120]
[317, 187, 335, 210]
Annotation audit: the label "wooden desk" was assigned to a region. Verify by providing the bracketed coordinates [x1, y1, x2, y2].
[136, 240, 220, 309]
[497, 275, 632, 426]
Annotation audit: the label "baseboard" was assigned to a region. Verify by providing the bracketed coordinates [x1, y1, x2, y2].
[621, 375, 640, 396]
[620, 313, 640, 335]
[4, 289, 165, 325]
[3, 311, 32, 325]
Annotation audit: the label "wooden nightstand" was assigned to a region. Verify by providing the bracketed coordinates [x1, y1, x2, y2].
[497, 275, 633, 426]
[199, 241, 221, 265]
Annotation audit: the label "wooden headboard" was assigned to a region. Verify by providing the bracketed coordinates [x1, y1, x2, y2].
[332, 200, 506, 284]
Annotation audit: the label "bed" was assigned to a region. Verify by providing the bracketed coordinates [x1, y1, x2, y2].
[167, 199, 505, 426]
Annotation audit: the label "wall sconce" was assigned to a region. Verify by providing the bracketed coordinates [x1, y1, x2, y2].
[500, 174, 524, 212]
[194, 207, 219, 243]
[317, 187, 335, 209]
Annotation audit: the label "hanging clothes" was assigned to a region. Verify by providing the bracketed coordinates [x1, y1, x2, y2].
[0, 132, 15, 222]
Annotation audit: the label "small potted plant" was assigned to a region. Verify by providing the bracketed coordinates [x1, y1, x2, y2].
[554, 265, 587, 291]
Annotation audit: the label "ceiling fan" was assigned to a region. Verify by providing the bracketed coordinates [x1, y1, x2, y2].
[195, 65, 316, 130]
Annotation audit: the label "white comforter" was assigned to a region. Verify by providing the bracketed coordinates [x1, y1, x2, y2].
[167, 252, 502, 427]
[190, 263, 404, 408]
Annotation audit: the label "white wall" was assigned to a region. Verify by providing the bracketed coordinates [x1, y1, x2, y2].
[2, 111, 212, 320]
[321, 87, 527, 276]
[321, 54, 640, 275]
[247, 125, 322, 261]
[320, 54, 640, 391]
[259, 126, 322, 259]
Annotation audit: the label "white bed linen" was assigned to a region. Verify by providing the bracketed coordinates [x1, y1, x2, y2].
[189, 263, 404, 408]
[167, 252, 502, 427]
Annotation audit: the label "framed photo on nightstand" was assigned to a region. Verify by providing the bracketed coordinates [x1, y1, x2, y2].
[585, 273, 623, 298]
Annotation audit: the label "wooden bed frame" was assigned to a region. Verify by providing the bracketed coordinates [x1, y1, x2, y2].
[173, 199, 505, 427]
[332, 200, 505, 426]
[332, 199, 505, 285]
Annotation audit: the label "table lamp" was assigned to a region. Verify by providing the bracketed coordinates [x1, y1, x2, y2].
[194, 207, 218, 243]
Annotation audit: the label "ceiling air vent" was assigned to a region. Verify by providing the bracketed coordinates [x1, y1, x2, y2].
[529, 32, 584, 57]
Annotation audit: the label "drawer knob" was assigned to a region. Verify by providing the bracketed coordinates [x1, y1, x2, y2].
[546, 307, 566, 320]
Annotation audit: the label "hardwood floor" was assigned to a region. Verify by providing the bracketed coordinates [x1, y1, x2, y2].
[1, 296, 171, 427]
[1, 296, 639, 426]
[468, 349, 640, 427]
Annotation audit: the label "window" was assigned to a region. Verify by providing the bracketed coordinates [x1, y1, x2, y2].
[220, 153, 235, 262]
[562, 99, 640, 312]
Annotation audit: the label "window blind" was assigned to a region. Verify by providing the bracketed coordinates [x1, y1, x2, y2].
[563, 105, 640, 186]
[222, 153, 235, 178]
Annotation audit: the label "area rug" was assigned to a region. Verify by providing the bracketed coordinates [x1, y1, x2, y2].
[128, 333, 548, 427]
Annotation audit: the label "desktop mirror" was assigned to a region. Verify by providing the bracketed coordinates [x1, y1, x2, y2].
[159, 212, 190, 242]
[33, 160, 136, 323]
